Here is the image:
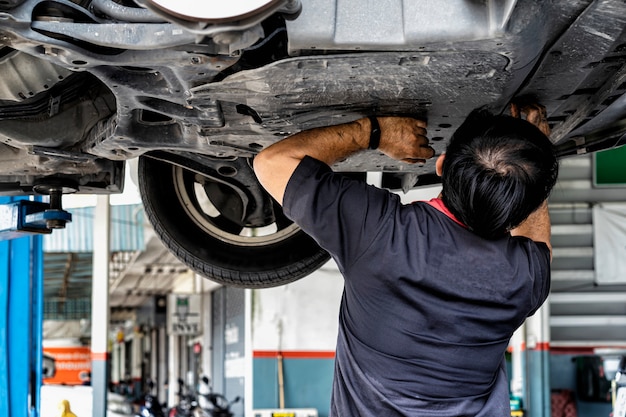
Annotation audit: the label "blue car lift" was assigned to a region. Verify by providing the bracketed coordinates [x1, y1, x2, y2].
[0, 195, 71, 417]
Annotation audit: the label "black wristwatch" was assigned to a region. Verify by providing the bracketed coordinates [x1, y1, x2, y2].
[368, 116, 381, 150]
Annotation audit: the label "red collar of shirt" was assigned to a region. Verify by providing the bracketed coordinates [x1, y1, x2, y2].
[424, 198, 467, 228]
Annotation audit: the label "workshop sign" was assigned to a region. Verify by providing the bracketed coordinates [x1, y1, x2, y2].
[167, 294, 202, 335]
[42, 346, 91, 385]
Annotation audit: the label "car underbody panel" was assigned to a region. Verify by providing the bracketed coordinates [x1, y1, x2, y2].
[1, 0, 626, 285]
[0, 0, 625, 192]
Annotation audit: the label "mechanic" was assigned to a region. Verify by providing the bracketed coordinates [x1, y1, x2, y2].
[253, 105, 558, 417]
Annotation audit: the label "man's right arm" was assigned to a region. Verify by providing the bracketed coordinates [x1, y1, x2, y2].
[253, 117, 433, 205]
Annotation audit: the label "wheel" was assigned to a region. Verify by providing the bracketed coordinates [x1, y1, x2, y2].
[137, 154, 330, 288]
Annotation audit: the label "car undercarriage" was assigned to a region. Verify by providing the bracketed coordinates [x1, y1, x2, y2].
[1, 0, 626, 286]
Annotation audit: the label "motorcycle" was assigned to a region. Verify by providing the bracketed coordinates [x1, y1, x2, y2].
[168, 378, 200, 417]
[198, 376, 241, 417]
[168, 377, 241, 417]
[135, 379, 166, 417]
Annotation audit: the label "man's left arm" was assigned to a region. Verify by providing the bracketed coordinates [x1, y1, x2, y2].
[509, 103, 554, 260]
[510, 200, 552, 259]
[253, 116, 434, 205]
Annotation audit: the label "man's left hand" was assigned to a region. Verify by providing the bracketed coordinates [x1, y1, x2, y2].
[377, 117, 435, 164]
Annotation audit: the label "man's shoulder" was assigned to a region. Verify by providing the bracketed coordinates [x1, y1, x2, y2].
[283, 156, 332, 210]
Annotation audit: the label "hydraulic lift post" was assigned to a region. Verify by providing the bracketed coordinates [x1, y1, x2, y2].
[0, 196, 71, 417]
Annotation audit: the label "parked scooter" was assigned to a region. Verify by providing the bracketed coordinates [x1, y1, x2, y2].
[168, 376, 241, 417]
[198, 376, 241, 417]
[135, 379, 166, 417]
[168, 378, 200, 417]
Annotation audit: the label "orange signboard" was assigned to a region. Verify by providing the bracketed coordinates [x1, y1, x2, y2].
[43, 346, 91, 385]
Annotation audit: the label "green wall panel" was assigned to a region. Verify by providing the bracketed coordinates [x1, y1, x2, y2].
[594, 146, 626, 186]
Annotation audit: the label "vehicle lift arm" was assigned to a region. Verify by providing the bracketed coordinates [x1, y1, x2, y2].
[0, 191, 71, 241]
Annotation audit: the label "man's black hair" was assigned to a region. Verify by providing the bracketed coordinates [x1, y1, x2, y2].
[441, 109, 559, 240]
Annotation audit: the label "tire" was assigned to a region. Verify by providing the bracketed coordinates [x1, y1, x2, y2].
[138, 156, 330, 288]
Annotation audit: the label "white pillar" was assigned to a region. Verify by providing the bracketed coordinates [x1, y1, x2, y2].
[132, 331, 143, 381]
[167, 334, 179, 407]
[510, 323, 526, 410]
[245, 289, 253, 417]
[181, 336, 189, 385]
[151, 328, 158, 383]
[158, 328, 167, 402]
[91, 195, 110, 417]
[120, 340, 127, 380]
[111, 343, 120, 384]
[201, 291, 212, 380]
[526, 300, 551, 417]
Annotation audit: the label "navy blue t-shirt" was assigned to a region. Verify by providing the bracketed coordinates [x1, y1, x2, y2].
[283, 156, 551, 417]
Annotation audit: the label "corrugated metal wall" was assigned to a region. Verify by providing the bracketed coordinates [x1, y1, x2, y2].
[549, 153, 626, 346]
[43, 204, 146, 252]
[42, 203, 147, 319]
